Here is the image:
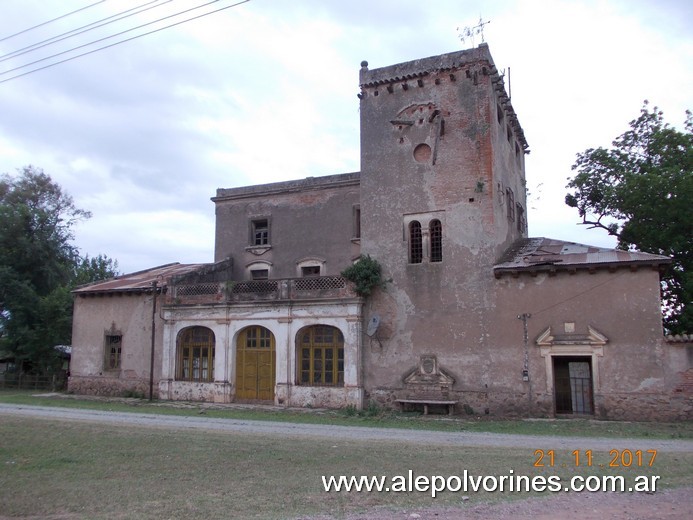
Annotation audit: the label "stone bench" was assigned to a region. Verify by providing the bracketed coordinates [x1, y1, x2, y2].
[396, 398, 458, 416]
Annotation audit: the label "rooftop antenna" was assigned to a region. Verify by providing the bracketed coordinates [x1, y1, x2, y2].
[457, 16, 490, 47]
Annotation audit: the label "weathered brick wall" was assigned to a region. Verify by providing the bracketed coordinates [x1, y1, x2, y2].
[596, 393, 692, 422]
[68, 376, 154, 398]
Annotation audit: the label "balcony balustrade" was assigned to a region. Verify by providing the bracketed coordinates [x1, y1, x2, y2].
[166, 276, 357, 305]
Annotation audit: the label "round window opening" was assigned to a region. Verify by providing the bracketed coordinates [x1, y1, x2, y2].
[413, 143, 432, 163]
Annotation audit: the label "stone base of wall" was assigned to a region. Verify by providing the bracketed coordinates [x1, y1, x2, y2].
[71, 376, 692, 421]
[68, 376, 154, 399]
[279, 384, 363, 409]
[596, 393, 692, 422]
[368, 386, 690, 421]
[367, 387, 554, 418]
[159, 380, 230, 402]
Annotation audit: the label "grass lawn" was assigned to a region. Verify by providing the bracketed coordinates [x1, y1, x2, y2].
[1, 415, 691, 520]
[1, 390, 691, 439]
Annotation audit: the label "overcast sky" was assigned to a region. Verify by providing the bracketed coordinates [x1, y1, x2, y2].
[1, 0, 691, 274]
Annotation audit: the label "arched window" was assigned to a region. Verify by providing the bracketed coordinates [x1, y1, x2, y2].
[176, 327, 215, 382]
[409, 221, 423, 264]
[430, 219, 442, 262]
[239, 326, 274, 349]
[298, 325, 344, 386]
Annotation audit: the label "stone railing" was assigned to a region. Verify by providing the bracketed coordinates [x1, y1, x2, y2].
[167, 281, 225, 305]
[167, 276, 357, 305]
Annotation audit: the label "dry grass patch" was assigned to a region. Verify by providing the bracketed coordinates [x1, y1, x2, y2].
[1, 416, 691, 520]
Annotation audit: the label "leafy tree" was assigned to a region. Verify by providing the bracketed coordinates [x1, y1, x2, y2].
[74, 254, 119, 287]
[1, 167, 92, 291]
[0, 166, 118, 373]
[565, 102, 693, 333]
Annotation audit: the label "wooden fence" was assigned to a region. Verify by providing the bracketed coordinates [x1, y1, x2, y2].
[0, 373, 67, 391]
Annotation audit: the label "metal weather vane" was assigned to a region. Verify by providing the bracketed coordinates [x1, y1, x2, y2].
[457, 17, 490, 47]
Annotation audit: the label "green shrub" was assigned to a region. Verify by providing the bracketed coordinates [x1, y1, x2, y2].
[122, 389, 145, 399]
[342, 404, 358, 416]
[363, 400, 380, 417]
[341, 255, 385, 297]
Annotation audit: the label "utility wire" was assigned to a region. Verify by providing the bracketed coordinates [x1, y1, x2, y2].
[0, 1, 107, 43]
[530, 270, 629, 317]
[0, 0, 251, 85]
[0, 0, 226, 76]
[0, 0, 172, 63]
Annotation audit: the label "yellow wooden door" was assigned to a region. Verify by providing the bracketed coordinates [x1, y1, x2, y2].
[236, 327, 275, 401]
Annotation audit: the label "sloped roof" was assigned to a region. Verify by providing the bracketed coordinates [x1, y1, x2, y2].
[494, 238, 671, 277]
[73, 263, 208, 296]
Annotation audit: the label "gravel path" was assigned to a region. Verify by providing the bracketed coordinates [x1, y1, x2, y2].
[1, 403, 692, 452]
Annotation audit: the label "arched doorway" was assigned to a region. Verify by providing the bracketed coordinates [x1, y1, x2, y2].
[236, 326, 276, 401]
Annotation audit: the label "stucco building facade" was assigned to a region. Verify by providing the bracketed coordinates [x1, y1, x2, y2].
[69, 45, 692, 421]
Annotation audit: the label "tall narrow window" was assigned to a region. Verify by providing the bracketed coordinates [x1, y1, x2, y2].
[104, 334, 122, 370]
[516, 203, 525, 233]
[429, 219, 442, 262]
[251, 219, 269, 246]
[409, 221, 423, 264]
[176, 327, 215, 382]
[352, 204, 361, 239]
[506, 188, 515, 221]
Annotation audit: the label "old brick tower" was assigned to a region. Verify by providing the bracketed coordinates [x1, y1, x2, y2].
[358, 44, 531, 412]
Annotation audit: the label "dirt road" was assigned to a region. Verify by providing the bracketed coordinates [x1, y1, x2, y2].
[1, 403, 691, 452]
[1, 404, 691, 519]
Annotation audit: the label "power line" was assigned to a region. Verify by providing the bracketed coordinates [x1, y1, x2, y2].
[0, 0, 172, 63]
[0, 1, 107, 43]
[1, 0, 223, 76]
[0, 0, 251, 85]
[530, 270, 629, 317]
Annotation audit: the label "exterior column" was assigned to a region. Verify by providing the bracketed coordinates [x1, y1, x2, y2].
[158, 315, 176, 399]
[275, 315, 293, 406]
[213, 320, 231, 403]
[345, 303, 364, 409]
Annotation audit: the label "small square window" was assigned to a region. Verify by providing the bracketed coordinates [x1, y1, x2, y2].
[250, 269, 269, 280]
[301, 266, 321, 277]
